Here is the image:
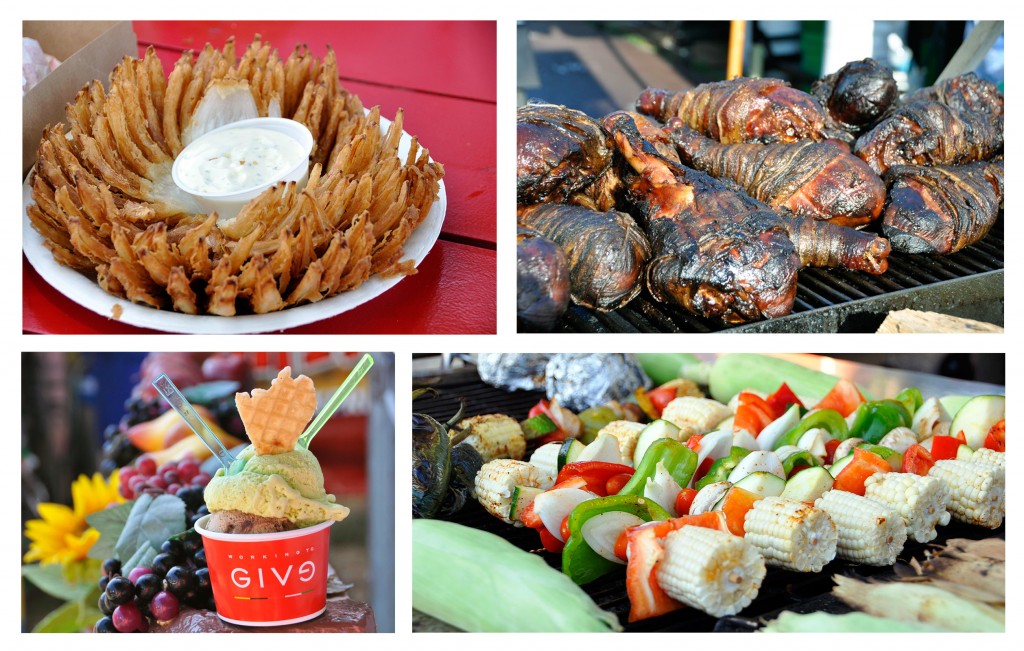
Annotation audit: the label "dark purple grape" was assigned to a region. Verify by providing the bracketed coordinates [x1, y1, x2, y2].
[98, 592, 116, 616]
[194, 567, 211, 593]
[176, 486, 205, 512]
[193, 548, 207, 568]
[160, 539, 183, 557]
[134, 573, 162, 602]
[197, 504, 209, 516]
[112, 602, 142, 632]
[150, 591, 180, 621]
[182, 535, 202, 556]
[95, 616, 118, 633]
[151, 553, 176, 576]
[105, 576, 135, 606]
[164, 566, 195, 597]
[98, 575, 110, 591]
[102, 558, 122, 576]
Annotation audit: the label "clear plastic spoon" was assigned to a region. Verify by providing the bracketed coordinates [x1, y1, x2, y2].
[152, 373, 236, 470]
[298, 353, 374, 449]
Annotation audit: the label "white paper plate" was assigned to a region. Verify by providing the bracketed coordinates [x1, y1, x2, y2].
[22, 118, 445, 334]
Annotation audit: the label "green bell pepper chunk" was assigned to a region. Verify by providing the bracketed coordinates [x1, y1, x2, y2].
[616, 438, 697, 497]
[695, 447, 750, 490]
[781, 449, 822, 476]
[576, 406, 618, 445]
[895, 388, 924, 418]
[562, 494, 670, 585]
[774, 409, 849, 450]
[848, 400, 912, 444]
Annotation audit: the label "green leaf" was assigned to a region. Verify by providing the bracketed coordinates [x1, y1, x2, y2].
[122, 541, 158, 575]
[115, 494, 186, 563]
[21, 563, 96, 602]
[86, 500, 136, 561]
[32, 596, 103, 633]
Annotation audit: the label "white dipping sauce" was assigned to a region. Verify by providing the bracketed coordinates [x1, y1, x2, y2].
[176, 127, 308, 195]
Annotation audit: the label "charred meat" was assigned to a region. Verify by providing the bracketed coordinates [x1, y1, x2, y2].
[666, 118, 885, 227]
[854, 101, 1003, 175]
[517, 203, 650, 311]
[517, 226, 570, 331]
[811, 58, 898, 142]
[882, 158, 1004, 255]
[636, 78, 827, 144]
[608, 112, 801, 322]
[902, 72, 1003, 121]
[517, 102, 613, 205]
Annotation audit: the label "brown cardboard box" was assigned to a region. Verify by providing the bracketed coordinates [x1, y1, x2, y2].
[22, 21, 137, 176]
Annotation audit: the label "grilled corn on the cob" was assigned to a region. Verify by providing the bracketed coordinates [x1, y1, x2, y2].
[863, 472, 951, 543]
[455, 414, 527, 462]
[597, 420, 646, 464]
[814, 490, 907, 565]
[661, 397, 731, 439]
[655, 526, 766, 617]
[475, 459, 554, 524]
[970, 448, 1005, 470]
[928, 459, 1005, 528]
[743, 497, 838, 572]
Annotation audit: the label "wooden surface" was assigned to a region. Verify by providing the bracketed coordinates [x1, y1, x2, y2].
[23, 20, 496, 334]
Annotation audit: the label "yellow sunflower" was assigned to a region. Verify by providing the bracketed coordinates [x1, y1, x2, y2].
[23, 472, 124, 566]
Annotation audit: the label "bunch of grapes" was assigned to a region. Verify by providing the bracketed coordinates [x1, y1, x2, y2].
[118, 455, 212, 500]
[94, 531, 213, 633]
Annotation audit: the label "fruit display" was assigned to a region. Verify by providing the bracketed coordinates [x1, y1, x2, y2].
[95, 530, 212, 633]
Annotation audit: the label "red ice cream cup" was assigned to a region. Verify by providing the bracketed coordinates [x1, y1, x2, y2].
[195, 514, 334, 626]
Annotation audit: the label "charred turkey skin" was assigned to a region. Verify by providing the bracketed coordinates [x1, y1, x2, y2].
[882, 158, 1004, 255]
[667, 118, 886, 227]
[517, 203, 650, 312]
[516, 226, 571, 331]
[636, 78, 828, 145]
[854, 101, 1003, 175]
[516, 102, 614, 205]
[811, 58, 898, 142]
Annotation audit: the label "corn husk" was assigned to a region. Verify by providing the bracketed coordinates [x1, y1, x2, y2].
[413, 519, 621, 632]
[762, 611, 946, 633]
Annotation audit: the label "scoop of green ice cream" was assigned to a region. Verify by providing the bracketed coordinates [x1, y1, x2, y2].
[204, 445, 349, 528]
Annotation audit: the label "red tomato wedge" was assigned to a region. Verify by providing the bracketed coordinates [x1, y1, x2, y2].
[556, 462, 634, 496]
[692, 457, 715, 485]
[605, 472, 633, 496]
[824, 439, 842, 464]
[984, 420, 1005, 452]
[814, 379, 864, 418]
[834, 448, 891, 495]
[902, 444, 935, 476]
[624, 526, 683, 622]
[766, 383, 803, 418]
[675, 488, 698, 516]
[646, 512, 730, 538]
[520, 502, 543, 529]
[720, 487, 764, 536]
[538, 526, 564, 553]
[685, 433, 704, 451]
[930, 435, 963, 461]
[734, 392, 776, 436]
[647, 387, 678, 418]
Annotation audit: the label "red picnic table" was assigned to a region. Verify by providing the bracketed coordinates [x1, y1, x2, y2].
[22, 20, 496, 334]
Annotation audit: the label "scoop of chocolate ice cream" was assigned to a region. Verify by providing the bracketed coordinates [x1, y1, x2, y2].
[206, 509, 298, 534]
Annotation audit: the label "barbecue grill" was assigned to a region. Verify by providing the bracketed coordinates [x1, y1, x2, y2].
[412, 363, 1005, 632]
[551, 219, 1003, 333]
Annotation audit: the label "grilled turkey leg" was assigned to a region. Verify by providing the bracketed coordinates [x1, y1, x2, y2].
[882, 158, 1004, 255]
[636, 78, 827, 144]
[666, 118, 885, 227]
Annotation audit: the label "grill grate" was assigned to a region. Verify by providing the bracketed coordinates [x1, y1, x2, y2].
[414, 367, 1005, 632]
[553, 219, 1003, 333]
